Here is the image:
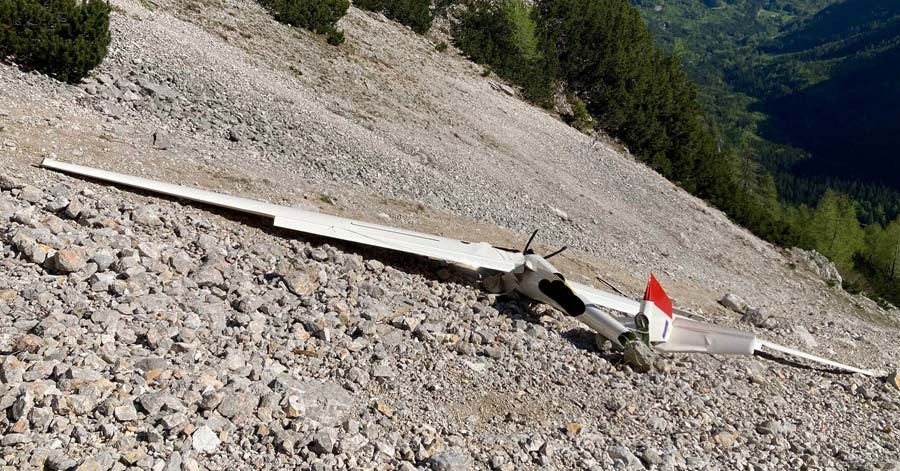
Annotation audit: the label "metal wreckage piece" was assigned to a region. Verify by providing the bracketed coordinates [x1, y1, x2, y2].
[41, 158, 878, 377]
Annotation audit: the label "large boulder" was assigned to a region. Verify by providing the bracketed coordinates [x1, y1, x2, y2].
[789, 247, 843, 287]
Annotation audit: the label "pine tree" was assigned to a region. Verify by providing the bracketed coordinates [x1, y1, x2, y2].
[0, 0, 111, 83]
[354, 0, 434, 34]
[454, 0, 556, 104]
[258, 0, 349, 45]
[808, 190, 865, 271]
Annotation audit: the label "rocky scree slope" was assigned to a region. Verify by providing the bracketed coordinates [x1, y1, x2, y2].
[0, 0, 898, 469]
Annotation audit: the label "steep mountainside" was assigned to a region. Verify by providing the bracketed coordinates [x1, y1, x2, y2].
[0, 0, 898, 469]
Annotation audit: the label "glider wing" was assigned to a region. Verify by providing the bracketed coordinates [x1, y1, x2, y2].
[40, 159, 525, 272]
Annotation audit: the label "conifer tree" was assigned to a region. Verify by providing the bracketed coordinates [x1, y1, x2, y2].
[354, 0, 434, 34]
[258, 0, 349, 45]
[0, 0, 111, 83]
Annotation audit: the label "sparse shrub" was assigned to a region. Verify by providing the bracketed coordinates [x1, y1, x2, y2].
[0, 0, 111, 83]
[568, 96, 594, 132]
[435, 40, 448, 52]
[258, 0, 349, 45]
[354, 0, 434, 34]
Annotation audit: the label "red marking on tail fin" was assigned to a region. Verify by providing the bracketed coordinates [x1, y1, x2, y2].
[644, 274, 673, 319]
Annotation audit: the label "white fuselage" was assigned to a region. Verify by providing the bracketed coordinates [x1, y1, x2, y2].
[511, 254, 633, 346]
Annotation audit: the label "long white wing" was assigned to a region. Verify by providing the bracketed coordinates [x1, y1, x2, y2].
[40, 159, 525, 272]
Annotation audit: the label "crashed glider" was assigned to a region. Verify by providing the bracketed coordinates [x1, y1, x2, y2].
[40, 158, 877, 376]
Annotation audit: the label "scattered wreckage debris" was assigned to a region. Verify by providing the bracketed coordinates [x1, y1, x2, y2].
[41, 158, 879, 376]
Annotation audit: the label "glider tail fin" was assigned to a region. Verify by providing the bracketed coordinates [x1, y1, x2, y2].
[636, 274, 674, 343]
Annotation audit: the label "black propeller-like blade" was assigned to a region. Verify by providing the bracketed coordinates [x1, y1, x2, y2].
[523, 229, 539, 254]
[544, 246, 567, 260]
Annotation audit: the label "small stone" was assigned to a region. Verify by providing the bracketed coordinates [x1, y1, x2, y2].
[719, 293, 748, 314]
[525, 324, 547, 339]
[310, 428, 338, 455]
[741, 307, 769, 327]
[132, 205, 163, 226]
[227, 126, 243, 142]
[550, 206, 569, 221]
[791, 324, 818, 348]
[194, 265, 224, 287]
[756, 419, 785, 435]
[713, 430, 738, 448]
[0, 288, 17, 301]
[20, 185, 44, 203]
[0, 174, 23, 190]
[46, 248, 87, 274]
[886, 368, 900, 391]
[640, 448, 662, 467]
[192, 425, 220, 453]
[623, 341, 656, 373]
[429, 449, 472, 471]
[310, 248, 328, 261]
[153, 130, 172, 150]
[75, 458, 102, 471]
[565, 422, 583, 438]
[608, 446, 642, 469]
[282, 268, 319, 296]
[114, 403, 139, 422]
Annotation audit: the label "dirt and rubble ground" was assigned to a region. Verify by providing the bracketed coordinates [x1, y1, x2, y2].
[0, 1, 898, 470]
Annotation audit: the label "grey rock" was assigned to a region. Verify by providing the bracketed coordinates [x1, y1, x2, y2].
[269, 375, 352, 426]
[46, 454, 77, 471]
[429, 449, 472, 471]
[216, 391, 252, 419]
[0, 174, 23, 190]
[114, 403, 139, 422]
[310, 427, 338, 455]
[791, 324, 818, 348]
[194, 266, 224, 287]
[91, 251, 116, 271]
[282, 267, 319, 296]
[886, 368, 900, 391]
[46, 248, 87, 274]
[192, 425, 220, 453]
[153, 130, 172, 150]
[608, 446, 643, 470]
[756, 419, 786, 435]
[163, 452, 182, 471]
[20, 185, 44, 203]
[719, 293, 748, 314]
[741, 307, 769, 327]
[623, 341, 656, 373]
[132, 205, 162, 226]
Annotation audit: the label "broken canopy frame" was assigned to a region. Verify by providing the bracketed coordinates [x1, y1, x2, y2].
[40, 158, 878, 376]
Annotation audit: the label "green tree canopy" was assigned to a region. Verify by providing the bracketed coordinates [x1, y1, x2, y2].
[808, 190, 865, 270]
[258, 0, 349, 45]
[0, 0, 111, 83]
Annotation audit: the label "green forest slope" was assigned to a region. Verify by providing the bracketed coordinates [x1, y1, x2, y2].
[632, 0, 900, 226]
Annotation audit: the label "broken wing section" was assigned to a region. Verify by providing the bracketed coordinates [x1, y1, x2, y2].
[569, 277, 877, 376]
[41, 159, 525, 273]
[657, 316, 878, 376]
